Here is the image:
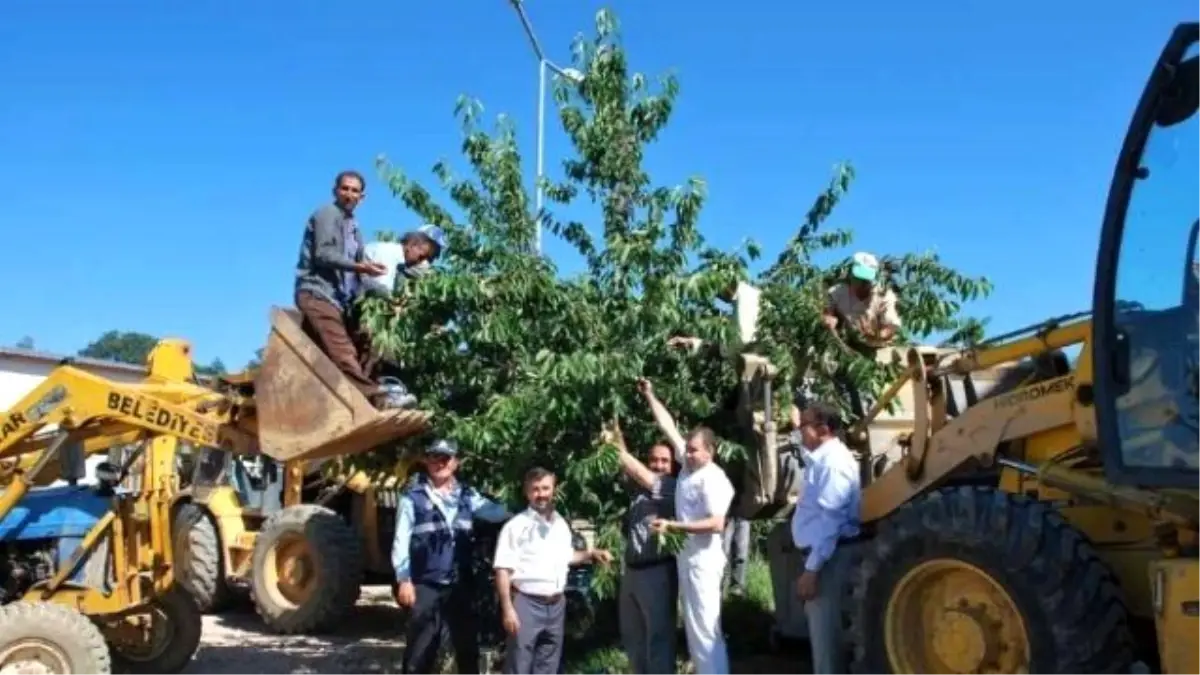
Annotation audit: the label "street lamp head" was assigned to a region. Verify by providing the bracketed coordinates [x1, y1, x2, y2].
[559, 67, 585, 83]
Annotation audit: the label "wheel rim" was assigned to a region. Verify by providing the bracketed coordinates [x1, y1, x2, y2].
[263, 533, 317, 608]
[0, 639, 71, 675]
[884, 558, 1031, 674]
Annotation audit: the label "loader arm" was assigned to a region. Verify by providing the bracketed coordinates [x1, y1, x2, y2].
[858, 318, 1097, 522]
[0, 366, 258, 462]
[0, 365, 263, 523]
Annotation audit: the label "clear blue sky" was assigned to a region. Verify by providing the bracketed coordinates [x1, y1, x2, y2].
[2, 0, 1195, 368]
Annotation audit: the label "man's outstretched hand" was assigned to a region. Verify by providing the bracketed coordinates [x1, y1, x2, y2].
[600, 417, 626, 450]
[667, 335, 702, 351]
[636, 377, 653, 397]
[357, 260, 388, 277]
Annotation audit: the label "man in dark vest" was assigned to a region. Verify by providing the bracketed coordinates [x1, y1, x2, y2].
[392, 439, 510, 674]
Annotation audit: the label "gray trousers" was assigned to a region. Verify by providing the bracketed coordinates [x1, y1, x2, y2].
[504, 591, 565, 674]
[804, 543, 856, 675]
[618, 560, 678, 674]
[722, 518, 750, 589]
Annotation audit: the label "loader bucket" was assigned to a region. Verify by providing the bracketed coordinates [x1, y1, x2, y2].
[252, 306, 431, 463]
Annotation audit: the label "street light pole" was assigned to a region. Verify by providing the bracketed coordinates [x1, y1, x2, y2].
[507, 0, 582, 255]
[535, 57, 546, 254]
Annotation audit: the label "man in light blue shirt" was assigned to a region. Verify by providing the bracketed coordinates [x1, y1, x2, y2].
[391, 439, 510, 674]
[788, 402, 861, 675]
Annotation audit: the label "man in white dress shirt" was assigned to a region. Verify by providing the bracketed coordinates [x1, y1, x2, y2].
[789, 402, 862, 675]
[492, 467, 612, 674]
[638, 379, 735, 675]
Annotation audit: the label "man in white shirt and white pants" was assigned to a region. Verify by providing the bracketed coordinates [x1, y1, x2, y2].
[789, 402, 862, 675]
[492, 467, 612, 674]
[639, 379, 735, 675]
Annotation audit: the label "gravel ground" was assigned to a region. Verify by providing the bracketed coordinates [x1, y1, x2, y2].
[187, 586, 410, 675]
[185, 585, 807, 675]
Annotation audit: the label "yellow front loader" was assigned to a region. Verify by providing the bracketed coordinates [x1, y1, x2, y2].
[169, 307, 430, 634]
[753, 20, 1198, 674]
[0, 308, 429, 672]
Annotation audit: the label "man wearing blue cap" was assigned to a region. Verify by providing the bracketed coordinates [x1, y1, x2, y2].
[392, 438, 509, 674]
[822, 251, 902, 353]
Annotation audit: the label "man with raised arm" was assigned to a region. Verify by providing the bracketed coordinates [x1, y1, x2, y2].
[637, 378, 734, 675]
[492, 467, 612, 674]
[602, 415, 679, 674]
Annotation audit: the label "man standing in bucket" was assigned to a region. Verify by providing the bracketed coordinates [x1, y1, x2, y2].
[392, 439, 510, 674]
[294, 169, 444, 409]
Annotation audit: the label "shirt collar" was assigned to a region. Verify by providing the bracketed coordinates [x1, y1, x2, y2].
[334, 200, 355, 218]
[800, 435, 845, 464]
[523, 507, 558, 526]
[418, 473, 460, 499]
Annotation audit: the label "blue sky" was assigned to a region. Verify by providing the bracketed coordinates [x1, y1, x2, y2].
[1, 0, 1195, 368]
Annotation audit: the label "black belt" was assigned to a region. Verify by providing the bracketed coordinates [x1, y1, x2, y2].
[514, 586, 564, 605]
[625, 557, 675, 571]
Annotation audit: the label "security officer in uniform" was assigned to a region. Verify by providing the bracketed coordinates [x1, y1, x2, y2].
[392, 439, 510, 673]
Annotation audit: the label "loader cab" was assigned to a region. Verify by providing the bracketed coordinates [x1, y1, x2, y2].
[1093, 22, 1199, 489]
[189, 446, 283, 513]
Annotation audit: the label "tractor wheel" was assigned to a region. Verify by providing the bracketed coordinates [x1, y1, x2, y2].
[172, 502, 233, 613]
[250, 503, 363, 634]
[0, 601, 112, 674]
[108, 586, 203, 674]
[846, 485, 1135, 674]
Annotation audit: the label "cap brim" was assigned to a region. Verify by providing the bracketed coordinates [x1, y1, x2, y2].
[850, 263, 877, 282]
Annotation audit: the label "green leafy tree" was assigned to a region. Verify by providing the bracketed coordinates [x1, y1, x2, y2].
[358, 8, 991, 597]
[196, 357, 227, 377]
[245, 348, 265, 370]
[80, 330, 227, 376]
[79, 330, 158, 365]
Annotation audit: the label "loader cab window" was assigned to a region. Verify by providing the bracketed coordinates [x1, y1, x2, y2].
[1094, 27, 1199, 488]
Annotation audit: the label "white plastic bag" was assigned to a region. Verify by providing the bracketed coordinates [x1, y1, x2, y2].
[362, 241, 408, 295]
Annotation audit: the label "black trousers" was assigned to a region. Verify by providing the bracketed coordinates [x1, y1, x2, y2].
[403, 581, 479, 674]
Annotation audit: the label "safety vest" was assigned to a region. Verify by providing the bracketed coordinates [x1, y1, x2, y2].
[405, 475, 477, 585]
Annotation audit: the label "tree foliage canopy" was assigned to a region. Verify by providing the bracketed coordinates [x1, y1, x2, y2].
[357, 8, 991, 585]
[79, 330, 227, 375]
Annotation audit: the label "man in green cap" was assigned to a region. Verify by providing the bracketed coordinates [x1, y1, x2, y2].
[822, 251, 902, 355]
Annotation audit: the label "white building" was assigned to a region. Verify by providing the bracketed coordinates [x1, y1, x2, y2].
[0, 346, 149, 410]
[1, 347, 151, 484]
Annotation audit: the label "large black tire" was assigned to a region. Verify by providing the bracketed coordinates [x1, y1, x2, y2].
[250, 503, 363, 634]
[172, 501, 233, 613]
[0, 601, 112, 673]
[846, 486, 1135, 674]
[108, 586, 203, 674]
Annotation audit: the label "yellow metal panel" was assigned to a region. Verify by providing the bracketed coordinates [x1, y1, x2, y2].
[201, 485, 251, 579]
[1150, 558, 1199, 674]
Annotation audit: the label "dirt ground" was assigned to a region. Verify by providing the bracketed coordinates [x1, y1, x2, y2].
[187, 586, 407, 675]
[186, 585, 808, 675]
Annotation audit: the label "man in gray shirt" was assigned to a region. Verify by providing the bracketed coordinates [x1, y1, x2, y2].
[294, 170, 441, 409]
[603, 415, 679, 674]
